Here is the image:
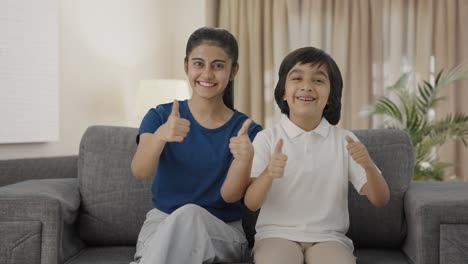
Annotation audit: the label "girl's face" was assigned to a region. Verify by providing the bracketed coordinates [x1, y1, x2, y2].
[185, 43, 238, 102]
[283, 62, 330, 123]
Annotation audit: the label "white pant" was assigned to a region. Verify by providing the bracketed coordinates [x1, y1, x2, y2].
[131, 204, 249, 264]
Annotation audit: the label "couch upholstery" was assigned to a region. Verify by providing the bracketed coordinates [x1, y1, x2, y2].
[1, 125, 468, 264]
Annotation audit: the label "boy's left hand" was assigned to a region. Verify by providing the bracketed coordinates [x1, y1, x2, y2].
[229, 119, 254, 161]
[345, 135, 374, 170]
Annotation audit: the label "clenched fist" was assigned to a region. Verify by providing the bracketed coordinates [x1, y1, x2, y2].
[158, 100, 190, 142]
[266, 139, 288, 179]
[229, 119, 254, 161]
[345, 135, 374, 170]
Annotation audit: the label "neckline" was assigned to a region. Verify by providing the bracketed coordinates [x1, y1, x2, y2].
[181, 100, 238, 133]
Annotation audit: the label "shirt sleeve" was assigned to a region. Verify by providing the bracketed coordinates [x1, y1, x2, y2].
[251, 130, 271, 178]
[346, 132, 368, 195]
[247, 121, 263, 142]
[136, 105, 168, 144]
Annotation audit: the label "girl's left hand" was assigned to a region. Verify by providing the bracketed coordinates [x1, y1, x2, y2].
[345, 135, 374, 170]
[229, 119, 254, 161]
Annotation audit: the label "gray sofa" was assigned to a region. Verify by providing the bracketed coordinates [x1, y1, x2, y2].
[1, 125, 468, 264]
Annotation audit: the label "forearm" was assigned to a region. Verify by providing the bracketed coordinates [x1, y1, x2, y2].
[131, 130, 167, 179]
[244, 169, 273, 211]
[363, 164, 390, 207]
[221, 158, 252, 203]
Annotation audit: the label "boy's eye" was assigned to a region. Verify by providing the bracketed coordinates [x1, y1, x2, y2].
[314, 79, 325, 83]
[193, 61, 203, 67]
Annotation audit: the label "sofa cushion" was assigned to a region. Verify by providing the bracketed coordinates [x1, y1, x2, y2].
[347, 129, 414, 247]
[78, 126, 153, 246]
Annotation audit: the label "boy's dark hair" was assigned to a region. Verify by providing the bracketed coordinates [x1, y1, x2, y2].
[274, 47, 343, 125]
[185, 27, 238, 109]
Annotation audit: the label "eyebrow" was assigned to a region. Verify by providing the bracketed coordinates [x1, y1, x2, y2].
[288, 69, 303, 76]
[191, 58, 227, 64]
[314, 70, 329, 79]
[288, 68, 329, 79]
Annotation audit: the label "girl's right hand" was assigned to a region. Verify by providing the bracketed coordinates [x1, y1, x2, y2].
[157, 100, 190, 142]
[266, 139, 288, 179]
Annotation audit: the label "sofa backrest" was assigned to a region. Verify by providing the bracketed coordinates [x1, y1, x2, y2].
[347, 129, 414, 247]
[78, 126, 414, 248]
[243, 129, 415, 248]
[78, 126, 152, 246]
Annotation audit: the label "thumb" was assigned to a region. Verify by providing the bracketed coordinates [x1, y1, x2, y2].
[274, 139, 283, 154]
[171, 100, 180, 118]
[237, 119, 252, 136]
[345, 135, 355, 144]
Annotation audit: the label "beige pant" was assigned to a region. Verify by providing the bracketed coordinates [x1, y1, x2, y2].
[253, 238, 356, 264]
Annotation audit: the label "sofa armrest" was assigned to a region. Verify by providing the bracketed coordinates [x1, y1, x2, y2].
[0, 178, 84, 264]
[403, 181, 468, 264]
[0, 156, 78, 187]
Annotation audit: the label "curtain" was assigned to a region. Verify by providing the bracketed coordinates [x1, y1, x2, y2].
[433, 0, 468, 181]
[214, 0, 468, 180]
[218, 0, 289, 127]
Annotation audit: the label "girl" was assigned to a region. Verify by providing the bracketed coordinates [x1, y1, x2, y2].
[131, 27, 262, 264]
[244, 47, 389, 264]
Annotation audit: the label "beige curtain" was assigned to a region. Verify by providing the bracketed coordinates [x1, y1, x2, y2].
[286, 0, 375, 129]
[218, 0, 289, 127]
[433, 0, 468, 181]
[214, 0, 468, 180]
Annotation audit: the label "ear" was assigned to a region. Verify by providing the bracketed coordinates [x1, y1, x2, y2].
[230, 63, 239, 80]
[184, 61, 188, 75]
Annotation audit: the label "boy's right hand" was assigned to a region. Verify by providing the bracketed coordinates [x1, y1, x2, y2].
[266, 139, 288, 179]
[157, 100, 190, 142]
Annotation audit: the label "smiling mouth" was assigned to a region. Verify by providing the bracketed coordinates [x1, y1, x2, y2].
[198, 81, 216, 88]
[296, 96, 317, 102]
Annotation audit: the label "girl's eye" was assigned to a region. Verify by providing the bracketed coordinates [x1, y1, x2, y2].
[314, 79, 325, 83]
[213, 63, 224, 69]
[292, 77, 302, 81]
[194, 61, 203, 67]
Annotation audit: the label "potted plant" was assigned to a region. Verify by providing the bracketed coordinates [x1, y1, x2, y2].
[366, 64, 468, 180]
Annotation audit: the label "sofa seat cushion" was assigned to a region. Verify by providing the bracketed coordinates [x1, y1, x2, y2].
[355, 249, 410, 264]
[65, 247, 135, 264]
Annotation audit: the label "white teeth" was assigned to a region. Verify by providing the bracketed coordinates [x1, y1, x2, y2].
[199, 81, 215, 87]
[297, 96, 315, 101]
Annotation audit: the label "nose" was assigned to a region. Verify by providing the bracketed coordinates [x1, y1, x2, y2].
[301, 83, 313, 92]
[201, 66, 214, 79]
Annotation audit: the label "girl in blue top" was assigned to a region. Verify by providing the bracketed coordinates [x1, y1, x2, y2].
[130, 27, 262, 264]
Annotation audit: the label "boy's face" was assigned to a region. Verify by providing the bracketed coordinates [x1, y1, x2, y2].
[283, 62, 330, 124]
[184, 43, 238, 102]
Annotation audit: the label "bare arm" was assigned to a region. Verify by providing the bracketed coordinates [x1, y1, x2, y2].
[131, 100, 190, 180]
[244, 171, 274, 211]
[131, 131, 167, 180]
[361, 164, 389, 207]
[346, 136, 390, 207]
[244, 139, 287, 211]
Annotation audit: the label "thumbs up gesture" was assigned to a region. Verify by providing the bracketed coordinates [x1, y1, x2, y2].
[159, 100, 190, 142]
[345, 135, 373, 170]
[229, 119, 254, 161]
[266, 139, 288, 179]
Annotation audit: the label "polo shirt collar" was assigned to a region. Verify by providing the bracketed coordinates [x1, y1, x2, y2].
[280, 115, 330, 138]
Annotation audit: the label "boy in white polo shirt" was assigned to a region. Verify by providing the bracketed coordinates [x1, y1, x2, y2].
[244, 47, 390, 264]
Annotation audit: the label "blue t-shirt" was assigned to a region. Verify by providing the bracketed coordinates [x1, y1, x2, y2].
[137, 100, 263, 222]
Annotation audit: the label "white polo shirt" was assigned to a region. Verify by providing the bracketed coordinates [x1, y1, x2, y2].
[251, 116, 368, 251]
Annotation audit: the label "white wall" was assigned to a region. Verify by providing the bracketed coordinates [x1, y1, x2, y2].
[0, 0, 211, 159]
